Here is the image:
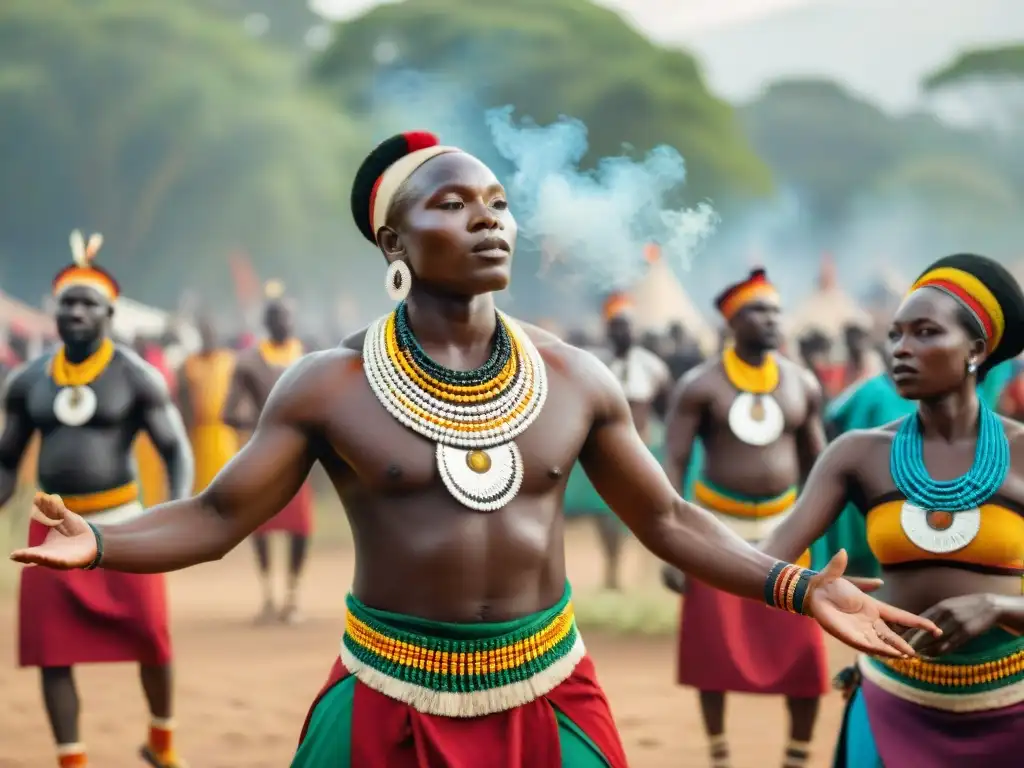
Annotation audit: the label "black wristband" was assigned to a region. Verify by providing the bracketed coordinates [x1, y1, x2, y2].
[83, 521, 104, 570]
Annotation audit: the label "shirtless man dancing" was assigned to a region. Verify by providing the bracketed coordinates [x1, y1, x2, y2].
[0, 233, 193, 768]
[13, 134, 938, 767]
[663, 269, 829, 768]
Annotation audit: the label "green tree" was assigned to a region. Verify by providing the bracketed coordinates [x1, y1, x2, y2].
[922, 44, 1024, 194]
[741, 78, 1010, 226]
[923, 44, 1024, 92]
[0, 0, 358, 305]
[312, 0, 772, 206]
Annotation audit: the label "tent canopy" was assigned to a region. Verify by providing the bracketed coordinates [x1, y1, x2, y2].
[787, 254, 872, 340]
[628, 250, 716, 353]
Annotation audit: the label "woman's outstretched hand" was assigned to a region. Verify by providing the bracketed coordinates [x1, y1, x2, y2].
[9, 493, 97, 570]
[805, 551, 942, 658]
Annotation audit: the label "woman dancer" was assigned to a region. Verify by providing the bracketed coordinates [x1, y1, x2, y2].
[762, 253, 1024, 766]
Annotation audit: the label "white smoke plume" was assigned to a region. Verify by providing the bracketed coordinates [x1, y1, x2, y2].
[485, 106, 718, 292]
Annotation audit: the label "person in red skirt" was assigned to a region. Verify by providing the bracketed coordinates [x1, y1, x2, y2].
[0, 232, 194, 768]
[221, 280, 313, 624]
[663, 269, 830, 768]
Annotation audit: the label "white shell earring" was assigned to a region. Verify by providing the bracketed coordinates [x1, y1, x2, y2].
[385, 260, 411, 302]
[967, 360, 978, 374]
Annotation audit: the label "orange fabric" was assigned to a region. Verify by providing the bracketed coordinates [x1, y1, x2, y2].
[866, 499, 1024, 571]
[184, 351, 235, 424]
[718, 282, 779, 320]
[62, 482, 138, 515]
[603, 294, 632, 320]
[52, 267, 118, 301]
[911, 266, 1004, 352]
[148, 724, 173, 756]
[134, 434, 167, 508]
[258, 338, 303, 368]
[184, 351, 239, 493]
[58, 752, 87, 768]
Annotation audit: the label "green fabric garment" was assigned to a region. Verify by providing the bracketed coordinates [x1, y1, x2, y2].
[809, 362, 1016, 576]
[291, 676, 609, 767]
[563, 424, 666, 518]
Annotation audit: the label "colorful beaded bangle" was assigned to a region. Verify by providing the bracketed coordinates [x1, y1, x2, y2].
[763, 560, 816, 615]
[83, 521, 104, 571]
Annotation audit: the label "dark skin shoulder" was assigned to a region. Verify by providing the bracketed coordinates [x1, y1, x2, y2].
[0, 358, 48, 506]
[116, 347, 194, 500]
[663, 358, 718, 492]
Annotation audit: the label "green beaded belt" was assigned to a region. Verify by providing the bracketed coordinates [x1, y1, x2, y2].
[340, 585, 586, 717]
[860, 629, 1024, 712]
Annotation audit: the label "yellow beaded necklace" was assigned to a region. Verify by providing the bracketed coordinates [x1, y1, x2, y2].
[722, 345, 779, 394]
[259, 338, 303, 368]
[50, 338, 115, 387]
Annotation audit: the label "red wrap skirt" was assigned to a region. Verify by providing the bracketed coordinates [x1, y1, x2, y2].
[677, 578, 828, 697]
[19, 515, 171, 668]
[256, 481, 314, 535]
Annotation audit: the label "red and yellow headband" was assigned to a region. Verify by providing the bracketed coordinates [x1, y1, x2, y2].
[603, 292, 633, 320]
[909, 267, 1005, 352]
[52, 230, 119, 301]
[716, 269, 779, 321]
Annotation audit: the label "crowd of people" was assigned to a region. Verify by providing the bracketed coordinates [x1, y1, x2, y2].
[1, 132, 1021, 768]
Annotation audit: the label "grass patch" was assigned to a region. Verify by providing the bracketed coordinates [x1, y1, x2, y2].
[573, 587, 679, 635]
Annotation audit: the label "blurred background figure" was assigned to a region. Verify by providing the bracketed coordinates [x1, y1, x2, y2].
[177, 314, 238, 495]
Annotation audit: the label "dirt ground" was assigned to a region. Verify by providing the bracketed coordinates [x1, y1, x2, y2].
[0, 521, 855, 767]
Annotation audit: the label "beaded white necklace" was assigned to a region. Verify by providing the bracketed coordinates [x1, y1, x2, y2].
[362, 310, 548, 511]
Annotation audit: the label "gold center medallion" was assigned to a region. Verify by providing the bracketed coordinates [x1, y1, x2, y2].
[466, 450, 492, 474]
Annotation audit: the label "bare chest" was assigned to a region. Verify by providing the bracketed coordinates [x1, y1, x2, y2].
[25, 367, 136, 432]
[706, 371, 808, 435]
[321, 369, 592, 498]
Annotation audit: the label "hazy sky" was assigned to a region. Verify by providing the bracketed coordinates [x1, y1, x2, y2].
[313, 0, 818, 35]
[311, 0, 1024, 110]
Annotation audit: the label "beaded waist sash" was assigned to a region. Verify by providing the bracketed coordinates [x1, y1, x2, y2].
[859, 629, 1024, 712]
[694, 479, 807, 556]
[340, 585, 585, 718]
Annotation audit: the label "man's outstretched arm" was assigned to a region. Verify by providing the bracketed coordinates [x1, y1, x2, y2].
[17, 355, 325, 574]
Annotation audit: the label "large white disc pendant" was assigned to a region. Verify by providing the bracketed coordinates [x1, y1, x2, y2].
[53, 386, 97, 427]
[727, 393, 784, 446]
[436, 442, 524, 512]
[900, 503, 980, 554]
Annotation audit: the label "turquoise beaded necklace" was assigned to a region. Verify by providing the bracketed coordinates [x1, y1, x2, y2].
[890, 399, 1009, 511]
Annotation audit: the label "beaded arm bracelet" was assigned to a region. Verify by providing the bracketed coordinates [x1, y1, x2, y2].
[763, 561, 817, 615]
[83, 521, 104, 571]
